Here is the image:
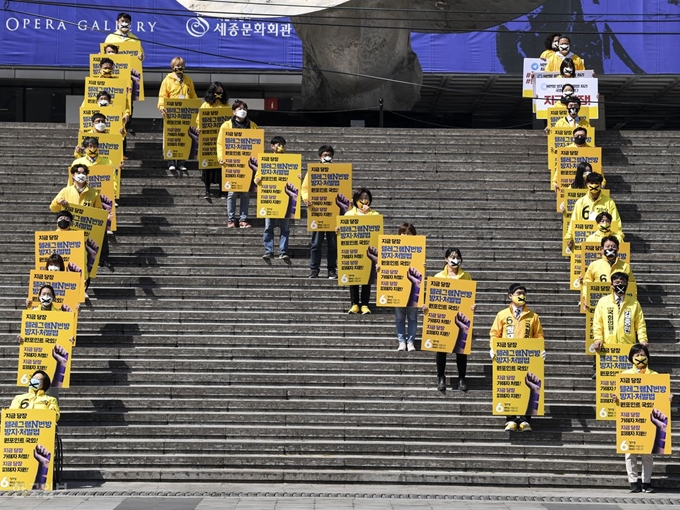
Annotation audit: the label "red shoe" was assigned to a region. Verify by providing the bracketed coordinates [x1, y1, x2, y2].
[227, 221, 236, 228]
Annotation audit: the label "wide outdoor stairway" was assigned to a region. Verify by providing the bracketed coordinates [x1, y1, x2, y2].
[0, 123, 679, 487]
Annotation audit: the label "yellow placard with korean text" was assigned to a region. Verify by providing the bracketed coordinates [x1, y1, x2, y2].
[83, 76, 130, 106]
[597, 344, 632, 420]
[85, 166, 117, 231]
[198, 108, 232, 169]
[256, 153, 302, 219]
[307, 163, 353, 232]
[574, 241, 632, 291]
[547, 105, 568, 126]
[376, 235, 426, 307]
[28, 270, 82, 311]
[163, 99, 201, 161]
[92, 51, 143, 101]
[554, 147, 603, 206]
[67, 205, 108, 279]
[492, 338, 545, 416]
[220, 129, 265, 192]
[421, 277, 476, 354]
[617, 373, 672, 455]
[79, 105, 125, 134]
[98, 37, 145, 101]
[548, 128, 596, 186]
[0, 409, 56, 491]
[337, 215, 383, 286]
[18, 310, 75, 389]
[585, 282, 612, 355]
[562, 218, 596, 257]
[34, 231, 87, 282]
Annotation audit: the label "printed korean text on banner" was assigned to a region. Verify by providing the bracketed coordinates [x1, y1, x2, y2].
[337, 215, 383, 286]
[163, 99, 202, 161]
[219, 129, 265, 192]
[18, 310, 75, 389]
[597, 344, 632, 420]
[83, 76, 130, 106]
[96, 46, 145, 101]
[421, 277, 476, 354]
[534, 76, 598, 119]
[28, 270, 82, 311]
[555, 149, 604, 212]
[197, 108, 233, 169]
[570, 239, 627, 293]
[256, 153, 302, 219]
[492, 338, 545, 417]
[67, 204, 108, 278]
[548, 128, 596, 185]
[34, 231, 87, 285]
[77, 165, 117, 231]
[0, 409, 56, 491]
[585, 282, 612, 355]
[307, 163, 353, 232]
[376, 235, 426, 307]
[617, 373, 672, 455]
[79, 105, 125, 134]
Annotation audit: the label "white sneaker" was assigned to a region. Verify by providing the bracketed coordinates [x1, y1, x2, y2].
[179, 165, 188, 171]
[397, 343, 406, 351]
[168, 165, 176, 171]
[407, 343, 416, 351]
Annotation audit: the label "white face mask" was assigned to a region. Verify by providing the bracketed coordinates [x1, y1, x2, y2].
[39, 295, 53, 305]
[98, 99, 109, 106]
[235, 109, 248, 119]
[73, 173, 88, 184]
[322, 156, 333, 163]
[559, 44, 570, 52]
[47, 265, 60, 271]
[94, 122, 107, 132]
[119, 21, 130, 31]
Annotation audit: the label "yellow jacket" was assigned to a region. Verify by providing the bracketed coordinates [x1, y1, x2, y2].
[555, 116, 591, 129]
[196, 101, 233, 128]
[581, 257, 635, 302]
[104, 31, 144, 60]
[158, 73, 197, 109]
[10, 388, 60, 422]
[50, 184, 102, 212]
[434, 267, 472, 280]
[585, 230, 623, 244]
[216, 118, 260, 161]
[545, 53, 585, 72]
[74, 130, 127, 158]
[344, 207, 380, 217]
[490, 305, 544, 346]
[621, 367, 657, 375]
[565, 192, 622, 242]
[540, 49, 555, 60]
[593, 294, 647, 345]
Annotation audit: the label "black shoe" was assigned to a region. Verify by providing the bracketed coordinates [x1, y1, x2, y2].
[591, 372, 597, 380]
[328, 269, 338, 279]
[642, 483, 655, 493]
[629, 482, 641, 493]
[309, 270, 319, 278]
[458, 379, 468, 392]
[437, 376, 446, 392]
[101, 260, 114, 272]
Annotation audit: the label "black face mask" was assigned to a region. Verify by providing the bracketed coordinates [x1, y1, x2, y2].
[574, 135, 586, 145]
[57, 219, 71, 229]
[604, 248, 617, 259]
[614, 283, 628, 295]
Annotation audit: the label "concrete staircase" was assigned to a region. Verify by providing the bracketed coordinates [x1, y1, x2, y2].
[0, 123, 678, 487]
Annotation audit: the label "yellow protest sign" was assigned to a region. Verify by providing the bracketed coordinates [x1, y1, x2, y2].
[92, 51, 144, 101]
[597, 344, 632, 420]
[18, 310, 75, 389]
[554, 147, 603, 206]
[70, 165, 117, 230]
[28, 271, 81, 312]
[197, 108, 233, 169]
[571, 240, 629, 292]
[376, 235, 426, 307]
[547, 105, 568, 126]
[584, 282, 612, 354]
[492, 338, 545, 416]
[306, 163, 353, 232]
[79, 105, 125, 134]
[34, 231, 87, 279]
[421, 277, 476, 354]
[256, 153, 303, 219]
[617, 373, 672, 455]
[163, 99, 201, 161]
[67, 204, 108, 278]
[562, 218, 597, 257]
[0, 409, 56, 491]
[337, 215, 383, 286]
[548, 128, 596, 186]
[83, 76, 130, 106]
[219, 129, 265, 192]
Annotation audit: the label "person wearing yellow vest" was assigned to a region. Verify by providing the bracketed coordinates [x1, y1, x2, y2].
[614, 344, 673, 493]
[344, 188, 380, 315]
[431, 247, 475, 392]
[104, 12, 144, 61]
[490, 283, 545, 432]
[540, 33, 561, 60]
[158, 57, 197, 172]
[581, 236, 635, 310]
[592, 272, 647, 353]
[565, 172, 622, 251]
[545, 35, 585, 72]
[196, 82, 232, 199]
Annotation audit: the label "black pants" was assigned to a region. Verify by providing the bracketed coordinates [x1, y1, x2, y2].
[349, 284, 371, 306]
[98, 233, 110, 266]
[436, 352, 467, 379]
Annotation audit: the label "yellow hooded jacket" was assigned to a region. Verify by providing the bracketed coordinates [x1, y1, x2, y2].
[545, 53, 585, 72]
[581, 257, 636, 302]
[490, 305, 544, 347]
[158, 73, 197, 110]
[216, 118, 260, 162]
[10, 388, 60, 422]
[434, 267, 472, 280]
[565, 192, 622, 243]
[593, 293, 647, 345]
[50, 184, 102, 213]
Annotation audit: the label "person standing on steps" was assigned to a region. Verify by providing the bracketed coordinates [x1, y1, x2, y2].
[196, 82, 232, 199]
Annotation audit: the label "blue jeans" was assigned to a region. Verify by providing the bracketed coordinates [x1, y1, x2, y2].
[263, 218, 290, 255]
[395, 306, 418, 345]
[310, 231, 337, 271]
[227, 192, 249, 222]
